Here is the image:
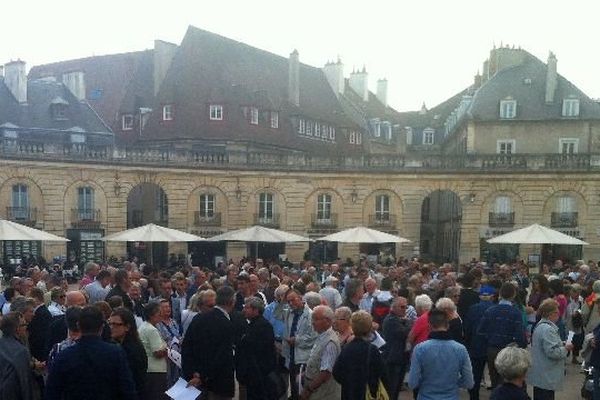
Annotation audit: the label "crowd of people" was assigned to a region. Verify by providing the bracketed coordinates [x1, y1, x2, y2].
[0, 256, 599, 400]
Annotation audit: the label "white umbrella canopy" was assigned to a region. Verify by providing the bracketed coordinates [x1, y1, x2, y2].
[487, 223, 588, 245]
[102, 223, 205, 242]
[207, 225, 310, 243]
[0, 219, 69, 241]
[317, 226, 411, 244]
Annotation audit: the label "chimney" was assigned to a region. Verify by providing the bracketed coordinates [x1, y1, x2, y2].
[322, 57, 344, 97]
[376, 78, 388, 107]
[153, 40, 178, 95]
[349, 66, 369, 102]
[0, 65, 4, 78]
[419, 102, 427, 115]
[288, 49, 300, 106]
[473, 71, 482, 88]
[545, 51, 557, 103]
[62, 71, 86, 101]
[4, 60, 27, 103]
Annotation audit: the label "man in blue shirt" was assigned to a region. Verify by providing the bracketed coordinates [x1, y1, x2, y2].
[478, 282, 527, 389]
[409, 308, 474, 400]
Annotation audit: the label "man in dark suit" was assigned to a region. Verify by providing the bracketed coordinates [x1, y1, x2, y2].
[46, 291, 87, 356]
[183, 285, 236, 400]
[381, 296, 413, 400]
[28, 287, 53, 362]
[105, 269, 133, 311]
[45, 305, 138, 400]
[237, 297, 277, 400]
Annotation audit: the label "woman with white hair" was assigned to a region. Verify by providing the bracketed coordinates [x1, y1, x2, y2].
[407, 294, 433, 347]
[490, 346, 530, 400]
[435, 297, 464, 344]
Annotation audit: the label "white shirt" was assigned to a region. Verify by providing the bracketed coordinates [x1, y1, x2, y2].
[48, 301, 65, 317]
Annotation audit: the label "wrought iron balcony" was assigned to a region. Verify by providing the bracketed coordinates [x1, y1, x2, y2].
[71, 208, 102, 227]
[488, 212, 515, 227]
[311, 213, 338, 229]
[194, 212, 222, 226]
[254, 213, 280, 228]
[369, 214, 397, 228]
[551, 212, 578, 228]
[6, 206, 38, 226]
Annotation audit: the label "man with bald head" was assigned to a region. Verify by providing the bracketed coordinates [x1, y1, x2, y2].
[46, 291, 88, 356]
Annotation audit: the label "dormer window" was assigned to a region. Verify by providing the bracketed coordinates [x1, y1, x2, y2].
[209, 105, 223, 120]
[329, 126, 336, 140]
[382, 121, 392, 140]
[249, 107, 259, 125]
[51, 104, 67, 120]
[122, 114, 134, 130]
[162, 104, 173, 121]
[500, 99, 517, 119]
[562, 98, 580, 117]
[349, 131, 362, 144]
[70, 133, 85, 143]
[370, 119, 381, 137]
[422, 128, 435, 145]
[270, 112, 279, 128]
[298, 118, 306, 134]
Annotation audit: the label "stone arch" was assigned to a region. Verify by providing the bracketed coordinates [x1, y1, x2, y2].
[480, 190, 525, 226]
[361, 189, 404, 231]
[419, 189, 462, 263]
[247, 186, 288, 229]
[0, 176, 45, 225]
[187, 185, 230, 229]
[542, 190, 588, 228]
[63, 180, 109, 228]
[304, 187, 345, 228]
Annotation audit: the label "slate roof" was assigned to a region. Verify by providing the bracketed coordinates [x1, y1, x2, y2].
[29, 50, 153, 133]
[141, 26, 363, 155]
[469, 55, 600, 121]
[0, 77, 112, 135]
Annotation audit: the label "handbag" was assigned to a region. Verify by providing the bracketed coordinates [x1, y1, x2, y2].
[365, 379, 389, 400]
[365, 344, 389, 400]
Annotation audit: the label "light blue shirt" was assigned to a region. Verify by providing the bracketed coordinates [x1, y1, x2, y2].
[408, 335, 474, 400]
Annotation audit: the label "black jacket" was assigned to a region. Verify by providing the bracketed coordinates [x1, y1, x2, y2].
[0, 335, 32, 400]
[29, 305, 53, 361]
[120, 336, 148, 397]
[182, 308, 235, 398]
[333, 338, 386, 400]
[236, 315, 276, 398]
[105, 285, 133, 311]
[45, 335, 138, 400]
[381, 313, 411, 365]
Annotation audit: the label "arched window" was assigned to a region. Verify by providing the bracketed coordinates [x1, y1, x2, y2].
[494, 196, 512, 213]
[199, 194, 215, 218]
[375, 194, 390, 221]
[258, 192, 274, 221]
[11, 184, 29, 220]
[316, 193, 332, 221]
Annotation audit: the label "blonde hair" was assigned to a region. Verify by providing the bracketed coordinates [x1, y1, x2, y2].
[538, 298, 559, 319]
[351, 310, 373, 338]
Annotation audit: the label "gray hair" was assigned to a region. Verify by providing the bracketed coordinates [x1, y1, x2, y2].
[435, 297, 457, 313]
[415, 294, 433, 313]
[84, 262, 98, 274]
[274, 284, 290, 301]
[244, 296, 265, 314]
[313, 305, 334, 322]
[494, 346, 531, 380]
[188, 293, 202, 312]
[335, 306, 352, 320]
[10, 297, 35, 313]
[304, 292, 322, 309]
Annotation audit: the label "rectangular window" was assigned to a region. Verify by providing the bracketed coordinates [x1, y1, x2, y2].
[406, 127, 413, 145]
[496, 139, 516, 154]
[259, 193, 274, 219]
[382, 122, 392, 140]
[316, 194, 332, 221]
[494, 196, 512, 213]
[200, 194, 215, 218]
[122, 114, 134, 130]
[559, 138, 579, 154]
[249, 107, 259, 125]
[373, 121, 381, 137]
[499, 100, 517, 119]
[375, 195, 390, 220]
[322, 124, 328, 139]
[155, 190, 168, 222]
[356, 132, 362, 145]
[270, 112, 279, 128]
[298, 119, 306, 134]
[315, 123, 321, 136]
[12, 184, 29, 220]
[562, 99, 580, 117]
[162, 105, 173, 121]
[306, 121, 313, 136]
[209, 105, 223, 120]
[78, 187, 94, 220]
[349, 131, 356, 144]
[422, 128, 435, 145]
[329, 126, 335, 141]
[557, 196, 575, 213]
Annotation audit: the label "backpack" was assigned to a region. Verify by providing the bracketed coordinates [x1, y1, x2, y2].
[371, 298, 392, 326]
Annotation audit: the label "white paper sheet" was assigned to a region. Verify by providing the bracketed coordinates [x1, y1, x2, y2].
[165, 377, 201, 400]
[566, 330, 575, 345]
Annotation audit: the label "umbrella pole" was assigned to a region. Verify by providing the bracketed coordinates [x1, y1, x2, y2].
[323, 242, 327, 263]
[255, 242, 258, 260]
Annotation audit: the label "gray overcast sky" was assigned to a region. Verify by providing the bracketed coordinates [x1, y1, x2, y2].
[2, 0, 599, 111]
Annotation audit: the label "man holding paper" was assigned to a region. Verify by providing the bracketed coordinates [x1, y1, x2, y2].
[182, 286, 236, 400]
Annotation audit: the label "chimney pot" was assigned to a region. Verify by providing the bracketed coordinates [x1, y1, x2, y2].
[62, 71, 86, 101]
[323, 58, 344, 97]
[4, 60, 27, 103]
[376, 78, 388, 107]
[545, 51, 558, 103]
[349, 66, 369, 102]
[288, 50, 300, 106]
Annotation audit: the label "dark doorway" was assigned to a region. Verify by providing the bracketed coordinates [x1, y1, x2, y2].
[419, 190, 462, 263]
[188, 241, 227, 269]
[126, 183, 169, 267]
[480, 239, 519, 265]
[247, 242, 285, 263]
[308, 241, 338, 263]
